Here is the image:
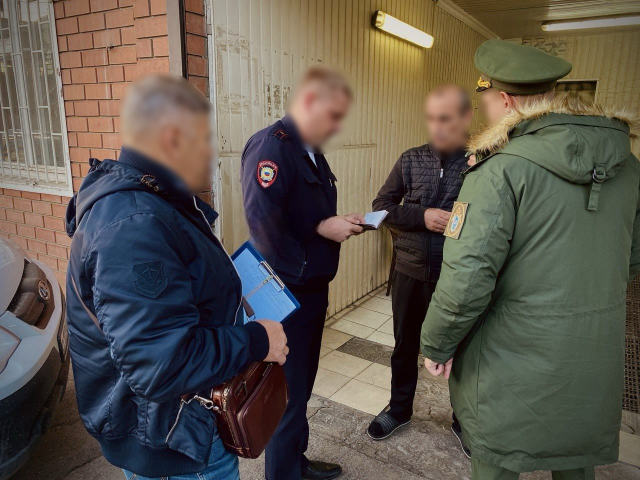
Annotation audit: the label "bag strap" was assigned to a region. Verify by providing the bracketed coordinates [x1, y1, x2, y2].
[242, 296, 255, 318]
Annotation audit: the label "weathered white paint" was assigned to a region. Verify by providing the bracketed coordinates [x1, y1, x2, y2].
[522, 30, 640, 157]
[209, 0, 488, 315]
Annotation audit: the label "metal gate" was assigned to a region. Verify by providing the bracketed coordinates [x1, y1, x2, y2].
[624, 278, 640, 433]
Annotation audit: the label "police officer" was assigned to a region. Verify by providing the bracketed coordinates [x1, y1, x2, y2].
[420, 39, 639, 480]
[241, 66, 363, 480]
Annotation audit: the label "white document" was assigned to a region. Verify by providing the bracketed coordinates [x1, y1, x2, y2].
[362, 210, 388, 230]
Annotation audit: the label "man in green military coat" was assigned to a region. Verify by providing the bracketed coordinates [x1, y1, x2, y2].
[420, 39, 640, 480]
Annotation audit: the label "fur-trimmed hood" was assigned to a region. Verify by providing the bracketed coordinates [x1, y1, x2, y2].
[468, 94, 638, 186]
[468, 94, 638, 157]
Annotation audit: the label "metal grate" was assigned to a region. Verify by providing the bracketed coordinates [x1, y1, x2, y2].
[624, 277, 640, 418]
[0, 0, 70, 194]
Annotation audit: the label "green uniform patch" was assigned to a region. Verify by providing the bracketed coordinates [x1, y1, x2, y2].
[444, 202, 468, 239]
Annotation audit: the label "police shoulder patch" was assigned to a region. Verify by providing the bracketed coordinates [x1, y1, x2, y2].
[271, 129, 290, 141]
[257, 160, 278, 188]
[133, 261, 168, 298]
[444, 202, 469, 240]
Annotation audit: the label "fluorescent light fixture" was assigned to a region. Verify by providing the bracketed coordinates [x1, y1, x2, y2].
[372, 10, 434, 48]
[542, 14, 640, 31]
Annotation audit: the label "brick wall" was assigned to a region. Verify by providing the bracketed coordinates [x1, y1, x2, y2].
[59, 0, 170, 178]
[0, 189, 70, 286]
[184, 0, 208, 96]
[0, 0, 180, 288]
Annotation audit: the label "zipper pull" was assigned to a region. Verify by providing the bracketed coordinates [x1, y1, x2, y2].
[166, 399, 188, 443]
[439, 168, 444, 178]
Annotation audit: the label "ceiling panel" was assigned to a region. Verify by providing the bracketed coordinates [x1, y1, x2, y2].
[451, 0, 640, 38]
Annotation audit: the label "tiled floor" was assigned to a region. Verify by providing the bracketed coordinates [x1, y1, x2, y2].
[620, 431, 640, 467]
[326, 285, 395, 348]
[313, 285, 394, 417]
[314, 284, 640, 470]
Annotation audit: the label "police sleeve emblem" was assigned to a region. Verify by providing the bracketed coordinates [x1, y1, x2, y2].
[257, 160, 278, 188]
[444, 202, 469, 240]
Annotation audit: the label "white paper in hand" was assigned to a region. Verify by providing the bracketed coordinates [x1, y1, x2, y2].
[362, 210, 388, 230]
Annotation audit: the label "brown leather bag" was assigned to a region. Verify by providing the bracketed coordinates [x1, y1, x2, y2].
[194, 361, 288, 459]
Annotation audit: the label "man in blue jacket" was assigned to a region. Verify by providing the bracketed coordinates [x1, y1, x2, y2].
[242, 66, 363, 480]
[65, 74, 288, 480]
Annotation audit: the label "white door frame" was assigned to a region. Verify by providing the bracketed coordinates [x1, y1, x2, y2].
[205, 0, 223, 239]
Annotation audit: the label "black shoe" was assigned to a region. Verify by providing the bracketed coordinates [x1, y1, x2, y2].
[301, 460, 343, 480]
[451, 421, 471, 459]
[367, 408, 411, 441]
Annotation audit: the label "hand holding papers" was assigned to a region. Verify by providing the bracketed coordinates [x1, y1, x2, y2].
[232, 242, 300, 324]
[361, 210, 388, 230]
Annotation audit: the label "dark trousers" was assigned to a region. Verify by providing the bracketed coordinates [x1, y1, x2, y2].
[389, 271, 437, 420]
[265, 285, 329, 480]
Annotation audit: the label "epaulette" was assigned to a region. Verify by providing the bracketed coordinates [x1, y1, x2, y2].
[462, 152, 492, 175]
[271, 129, 291, 141]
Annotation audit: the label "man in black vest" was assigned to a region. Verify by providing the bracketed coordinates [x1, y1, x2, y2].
[242, 66, 363, 480]
[369, 84, 473, 453]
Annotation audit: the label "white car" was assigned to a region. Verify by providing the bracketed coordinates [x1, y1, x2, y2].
[0, 237, 69, 479]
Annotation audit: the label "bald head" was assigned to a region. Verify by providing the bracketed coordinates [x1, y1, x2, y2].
[424, 84, 473, 154]
[287, 66, 353, 149]
[120, 73, 214, 194]
[426, 84, 472, 115]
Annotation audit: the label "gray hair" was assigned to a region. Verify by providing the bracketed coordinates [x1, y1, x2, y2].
[120, 73, 211, 136]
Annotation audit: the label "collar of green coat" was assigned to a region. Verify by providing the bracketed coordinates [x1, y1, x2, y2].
[467, 94, 638, 157]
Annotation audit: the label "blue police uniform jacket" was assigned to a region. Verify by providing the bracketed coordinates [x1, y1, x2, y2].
[64, 148, 269, 477]
[241, 117, 341, 288]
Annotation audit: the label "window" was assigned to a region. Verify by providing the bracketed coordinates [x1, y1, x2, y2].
[556, 80, 598, 104]
[0, 0, 70, 195]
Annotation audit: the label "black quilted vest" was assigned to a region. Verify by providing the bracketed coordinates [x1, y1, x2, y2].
[395, 144, 467, 283]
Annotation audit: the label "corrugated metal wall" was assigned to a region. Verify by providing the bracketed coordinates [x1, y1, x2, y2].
[522, 30, 640, 157]
[210, 0, 488, 315]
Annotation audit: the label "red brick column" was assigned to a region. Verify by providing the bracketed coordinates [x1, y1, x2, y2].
[183, 0, 211, 206]
[184, 0, 208, 96]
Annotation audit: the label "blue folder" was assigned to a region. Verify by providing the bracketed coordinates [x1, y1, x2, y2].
[231, 242, 300, 324]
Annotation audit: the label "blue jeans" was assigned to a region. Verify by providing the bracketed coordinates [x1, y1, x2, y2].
[123, 433, 239, 480]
